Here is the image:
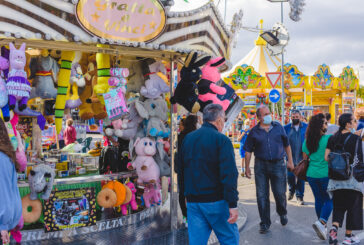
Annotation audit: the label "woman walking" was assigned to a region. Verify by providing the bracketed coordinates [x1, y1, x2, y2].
[302, 113, 332, 240]
[0, 118, 22, 244]
[325, 113, 363, 245]
[176, 115, 198, 221]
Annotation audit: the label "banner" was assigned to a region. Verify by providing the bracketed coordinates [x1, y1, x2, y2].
[43, 188, 97, 232]
[103, 87, 128, 121]
[16, 117, 33, 151]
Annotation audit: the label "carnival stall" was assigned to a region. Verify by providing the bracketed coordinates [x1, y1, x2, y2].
[224, 21, 359, 124]
[0, 0, 236, 242]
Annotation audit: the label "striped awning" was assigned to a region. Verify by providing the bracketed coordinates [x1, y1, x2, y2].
[0, 0, 231, 59]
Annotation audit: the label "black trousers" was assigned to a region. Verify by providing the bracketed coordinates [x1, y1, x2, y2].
[332, 189, 363, 230]
[179, 192, 187, 218]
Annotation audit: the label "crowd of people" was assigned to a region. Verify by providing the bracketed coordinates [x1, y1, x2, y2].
[176, 105, 364, 245]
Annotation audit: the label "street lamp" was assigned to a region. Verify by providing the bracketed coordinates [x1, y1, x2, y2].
[260, 31, 279, 46]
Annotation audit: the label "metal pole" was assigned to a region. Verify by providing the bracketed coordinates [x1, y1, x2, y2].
[224, 0, 227, 22]
[280, 2, 285, 125]
[170, 60, 178, 232]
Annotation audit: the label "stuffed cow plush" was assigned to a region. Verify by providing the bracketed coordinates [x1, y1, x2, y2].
[28, 164, 55, 200]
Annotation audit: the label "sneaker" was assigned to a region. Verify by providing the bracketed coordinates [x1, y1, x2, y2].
[312, 220, 327, 240]
[342, 234, 360, 245]
[328, 227, 338, 245]
[259, 224, 270, 234]
[288, 192, 294, 201]
[280, 215, 288, 226]
[183, 216, 188, 228]
[297, 197, 305, 205]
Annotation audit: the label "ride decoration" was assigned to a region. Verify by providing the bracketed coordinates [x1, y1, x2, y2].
[338, 66, 359, 91]
[226, 65, 264, 90]
[312, 64, 334, 90]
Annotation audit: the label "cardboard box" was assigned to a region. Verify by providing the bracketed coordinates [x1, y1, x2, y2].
[56, 162, 68, 171]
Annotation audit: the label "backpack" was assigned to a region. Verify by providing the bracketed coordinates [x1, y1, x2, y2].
[353, 130, 364, 182]
[328, 134, 352, 180]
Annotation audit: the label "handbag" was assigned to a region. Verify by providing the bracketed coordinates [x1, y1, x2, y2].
[353, 130, 364, 182]
[293, 154, 310, 181]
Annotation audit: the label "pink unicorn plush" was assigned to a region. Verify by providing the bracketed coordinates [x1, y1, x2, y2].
[7, 43, 31, 111]
[120, 182, 138, 215]
[143, 182, 161, 208]
[197, 57, 230, 111]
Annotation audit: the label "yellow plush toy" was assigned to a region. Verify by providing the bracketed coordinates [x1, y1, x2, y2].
[55, 51, 75, 134]
[94, 45, 111, 105]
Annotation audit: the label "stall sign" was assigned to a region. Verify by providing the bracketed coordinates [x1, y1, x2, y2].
[76, 0, 166, 42]
[43, 188, 96, 232]
[103, 87, 128, 121]
[16, 117, 33, 150]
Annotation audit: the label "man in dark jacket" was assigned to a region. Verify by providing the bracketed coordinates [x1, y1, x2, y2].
[284, 110, 307, 205]
[177, 104, 239, 245]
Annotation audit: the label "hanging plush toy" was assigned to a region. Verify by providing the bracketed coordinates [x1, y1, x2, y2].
[28, 164, 55, 200]
[65, 52, 86, 109]
[94, 47, 111, 104]
[29, 49, 59, 99]
[55, 51, 75, 135]
[86, 54, 107, 120]
[170, 52, 211, 113]
[135, 98, 169, 138]
[128, 137, 160, 184]
[0, 55, 10, 121]
[6, 43, 31, 111]
[197, 57, 230, 111]
[10, 113, 27, 172]
[109, 67, 129, 94]
[140, 60, 169, 99]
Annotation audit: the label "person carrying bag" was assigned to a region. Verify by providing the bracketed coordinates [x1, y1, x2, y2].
[325, 113, 364, 245]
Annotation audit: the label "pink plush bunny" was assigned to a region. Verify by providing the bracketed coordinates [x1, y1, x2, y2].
[10, 113, 27, 172]
[143, 182, 161, 208]
[197, 57, 230, 111]
[127, 137, 160, 184]
[6, 43, 31, 111]
[120, 182, 138, 215]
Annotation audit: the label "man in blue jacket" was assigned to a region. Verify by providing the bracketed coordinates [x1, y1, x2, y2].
[177, 104, 239, 245]
[284, 110, 307, 205]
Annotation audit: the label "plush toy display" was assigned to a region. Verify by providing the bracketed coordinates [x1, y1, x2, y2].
[6, 43, 31, 111]
[154, 142, 171, 177]
[28, 164, 55, 200]
[10, 114, 27, 172]
[55, 51, 75, 134]
[140, 61, 169, 99]
[14, 104, 46, 130]
[109, 67, 129, 94]
[22, 194, 42, 223]
[29, 49, 59, 99]
[120, 182, 138, 216]
[85, 54, 107, 120]
[170, 52, 211, 113]
[0, 55, 10, 121]
[65, 52, 86, 109]
[97, 188, 117, 208]
[135, 98, 169, 137]
[197, 57, 230, 111]
[128, 137, 160, 184]
[94, 49, 111, 104]
[143, 182, 161, 208]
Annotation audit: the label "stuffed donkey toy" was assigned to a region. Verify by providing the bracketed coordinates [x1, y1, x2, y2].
[135, 98, 169, 138]
[170, 52, 211, 113]
[28, 164, 55, 200]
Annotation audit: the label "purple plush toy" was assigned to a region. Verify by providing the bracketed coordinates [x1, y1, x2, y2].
[6, 43, 31, 111]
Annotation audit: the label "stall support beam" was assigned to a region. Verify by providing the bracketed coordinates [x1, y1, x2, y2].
[169, 60, 178, 232]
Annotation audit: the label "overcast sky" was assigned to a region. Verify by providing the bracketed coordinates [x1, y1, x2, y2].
[171, 0, 364, 84]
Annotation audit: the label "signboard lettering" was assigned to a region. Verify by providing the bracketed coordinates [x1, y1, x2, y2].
[76, 0, 166, 42]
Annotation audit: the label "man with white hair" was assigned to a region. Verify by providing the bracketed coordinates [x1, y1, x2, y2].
[244, 105, 294, 234]
[177, 104, 239, 245]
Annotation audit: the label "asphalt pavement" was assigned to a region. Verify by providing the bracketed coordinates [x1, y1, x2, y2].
[236, 150, 364, 245]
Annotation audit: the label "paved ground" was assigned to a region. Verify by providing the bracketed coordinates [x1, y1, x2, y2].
[235, 150, 364, 245]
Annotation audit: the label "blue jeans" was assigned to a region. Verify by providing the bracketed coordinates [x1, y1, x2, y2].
[307, 177, 333, 223]
[254, 159, 287, 226]
[287, 170, 305, 198]
[187, 200, 239, 245]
